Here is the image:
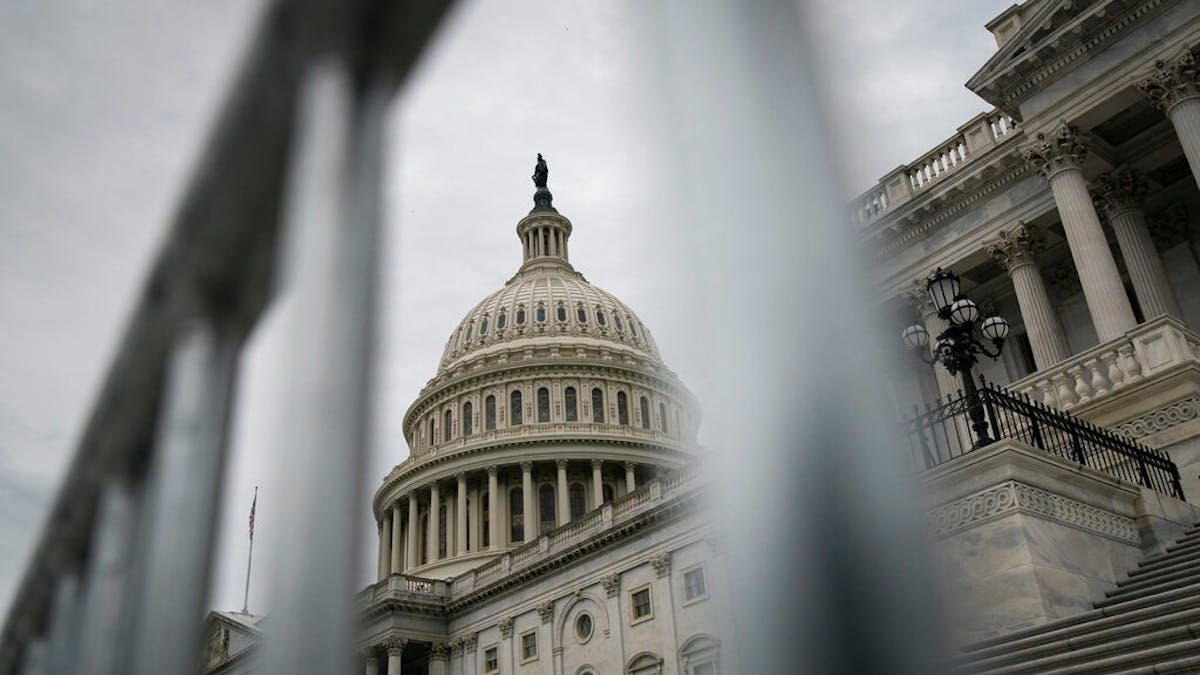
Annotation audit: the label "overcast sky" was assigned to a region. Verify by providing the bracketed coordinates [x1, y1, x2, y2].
[0, 0, 1015, 615]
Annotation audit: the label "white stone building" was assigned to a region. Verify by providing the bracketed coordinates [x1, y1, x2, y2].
[202, 175, 721, 675]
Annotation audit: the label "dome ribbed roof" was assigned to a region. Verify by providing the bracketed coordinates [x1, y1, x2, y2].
[437, 262, 661, 372]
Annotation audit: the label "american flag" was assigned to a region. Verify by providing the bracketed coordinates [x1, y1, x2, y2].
[248, 487, 258, 540]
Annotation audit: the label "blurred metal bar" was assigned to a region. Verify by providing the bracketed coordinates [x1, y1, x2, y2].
[74, 482, 139, 675]
[128, 323, 240, 675]
[43, 575, 79, 675]
[15, 641, 45, 675]
[259, 58, 388, 675]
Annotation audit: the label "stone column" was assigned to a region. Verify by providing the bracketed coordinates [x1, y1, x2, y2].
[903, 282, 960, 400]
[469, 484, 480, 551]
[1023, 123, 1137, 342]
[591, 459, 604, 506]
[456, 473, 468, 555]
[406, 493, 419, 569]
[384, 638, 406, 675]
[377, 516, 391, 582]
[985, 222, 1071, 369]
[521, 462, 535, 541]
[556, 459, 569, 526]
[430, 642, 450, 675]
[1093, 168, 1182, 320]
[428, 481, 441, 563]
[365, 654, 379, 675]
[625, 462, 637, 493]
[1138, 49, 1200, 192]
[389, 503, 403, 575]
[487, 466, 500, 550]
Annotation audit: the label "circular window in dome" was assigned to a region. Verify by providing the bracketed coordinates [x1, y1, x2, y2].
[574, 613, 594, 643]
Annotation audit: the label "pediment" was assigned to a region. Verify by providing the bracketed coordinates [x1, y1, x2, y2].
[966, 0, 1170, 112]
[201, 611, 262, 670]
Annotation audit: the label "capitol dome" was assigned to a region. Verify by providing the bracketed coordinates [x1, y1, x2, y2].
[372, 159, 699, 579]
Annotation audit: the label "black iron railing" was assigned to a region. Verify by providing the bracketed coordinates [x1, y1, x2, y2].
[908, 377, 1185, 500]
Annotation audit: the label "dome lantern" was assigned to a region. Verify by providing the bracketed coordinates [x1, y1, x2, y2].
[518, 154, 573, 267]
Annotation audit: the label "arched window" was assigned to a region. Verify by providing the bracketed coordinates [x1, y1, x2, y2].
[497, 310, 507, 330]
[603, 484, 615, 504]
[511, 390, 523, 426]
[537, 387, 550, 422]
[556, 303, 567, 322]
[617, 391, 629, 426]
[564, 387, 578, 421]
[680, 635, 721, 675]
[464, 322, 473, 342]
[660, 402, 669, 434]
[596, 307, 606, 326]
[536, 304, 547, 323]
[577, 305, 588, 323]
[463, 401, 473, 436]
[428, 417, 436, 446]
[486, 395, 497, 431]
[627, 653, 664, 675]
[419, 514, 428, 564]
[614, 313, 624, 332]
[479, 316, 489, 335]
[539, 484, 555, 532]
[629, 319, 639, 338]
[444, 409, 453, 441]
[591, 388, 605, 423]
[438, 504, 448, 558]
[640, 396, 651, 430]
[569, 483, 586, 520]
[516, 305, 526, 325]
[510, 487, 524, 542]
[481, 492, 490, 547]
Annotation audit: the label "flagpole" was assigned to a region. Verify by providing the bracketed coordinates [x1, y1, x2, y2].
[242, 486, 257, 614]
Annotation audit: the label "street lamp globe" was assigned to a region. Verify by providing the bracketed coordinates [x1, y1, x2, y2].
[926, 267, 961, 313]
[949, 297, 980, 325]
[902, 324, 929, 350]
[981, 314, 1010, 342]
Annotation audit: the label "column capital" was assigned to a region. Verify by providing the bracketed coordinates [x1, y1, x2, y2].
[486, 465, 499, 477]
[986, 222, 1043, 272]
[498, 616, 515, 638]
[520, 461, 533, 472]
[902, 277, 937, 315]
[461, 632, 478, 649]
[1092, 167, 1149, 218]
[601, 572, 621, 597]
[430, 642, 450, 660]
[555, 458, 569, 470]
[1022, 121, 1089, 180]
[624, 461, 637, 471]
[455, 472, 467, 483]
[590, 458, 604, 470]
[383, 637, 407, 656]
[537, 599, 555, 624]
[1136, 48, 1200, 114]
[650, 551, 672, 578]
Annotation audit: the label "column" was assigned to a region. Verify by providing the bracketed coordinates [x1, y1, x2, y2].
[903, 282, 960, 400]
[1138, 49, 1200, 192]
[456, 473, 468, 555]
[521, 462, 535, 540]
[385, 638, 406, 675]
[428, 481, 441, 563]
[487, 466, 500, 550]
[591, 459, 604, 506]
[390, 502, 403, 575]
[625, 462, 637, 493]
[556, 459, 569, 526]
[1023, 122, 1137, 342]
[406, 493, 419, 569]
[985, 222, 1071, 368]
[469, 483, 480, 551]
[365, 654, 379, 675]
[430, 642, 450, 675]
[377, 515, 391, 582]
[446, 492, 456, 557]
[1093, 168, 1183, 320]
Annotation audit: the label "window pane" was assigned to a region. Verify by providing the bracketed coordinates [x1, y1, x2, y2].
[603, 484, 614, 504]
[614, 314, 624, 331]
[617, 391, 629, 425]
[536, 305, 546, 322]
[516, 307, 526, 324]
[557, 305, 567, 322]
[569, 483, 586, 520]
[596, 308, 606, 326]
[511, 391, 523, 425]
[632, 589, 651, 618]
[592, 388, 605, 423]
[565, 387, 578, 421]
[463, 402, 473, 436]
[486, 396, 496, 431]
[659, 403, 668, 434]
[539, 484, 555, 532]
[444, 410, 452, 441]
[497, 311, 506, 329]
[482, 493, 490, 547]
[510, 488, 524, 542]
[577, 306, 588, 323]
[685, 569, 707, 600]
[640, 397, 651, 429]
[538, 387, 550, 422]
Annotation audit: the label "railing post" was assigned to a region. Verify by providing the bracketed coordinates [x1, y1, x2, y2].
[912, 405, 935, 470]
[1169, 463, 1186, 500]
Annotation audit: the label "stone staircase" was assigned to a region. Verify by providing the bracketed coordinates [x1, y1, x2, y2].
[954, 523, 1200, 674]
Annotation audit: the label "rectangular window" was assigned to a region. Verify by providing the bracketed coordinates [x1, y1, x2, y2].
[521, 630, 538, 661]
[684, 566, 708, 602]
[484, 646, 499, 673]
[631, 586, 653, 622]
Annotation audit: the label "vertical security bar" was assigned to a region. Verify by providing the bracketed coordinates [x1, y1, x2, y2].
[74, 482, 140, 675]
[127, 322, 241, 675]
[260, 57, 389, 675]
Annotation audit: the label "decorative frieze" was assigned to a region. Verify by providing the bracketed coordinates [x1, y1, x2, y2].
[1022, 122, 1088, 180]
[1115, 398, 1200, 439]
[1136, 48, 1200, 113]
[927, 480, 1139, 544]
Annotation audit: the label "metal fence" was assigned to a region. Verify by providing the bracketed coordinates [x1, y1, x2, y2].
[907, 377, 1185, 500]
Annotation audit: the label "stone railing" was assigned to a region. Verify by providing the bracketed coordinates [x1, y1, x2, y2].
[1009, 316, 1200, 411]
[449, 465, 700, 597]
[357, 574, 451, 612]
[852, 110, 1019, 226]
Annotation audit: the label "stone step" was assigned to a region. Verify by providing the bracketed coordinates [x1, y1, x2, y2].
[1127, 546, 1200, 578]
[1105, 566, 1200, 601]
[1136, 537, 1200, 567]
[955, 605, 1200, 673]
[1036, 635, 1200, 675]
[969, 620, 1200, 675]
[957, 585, 1200, 662]
[1110, 564, 1200, 596]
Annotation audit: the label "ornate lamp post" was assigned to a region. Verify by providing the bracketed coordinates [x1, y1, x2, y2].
[902, 268, 1011, 447]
